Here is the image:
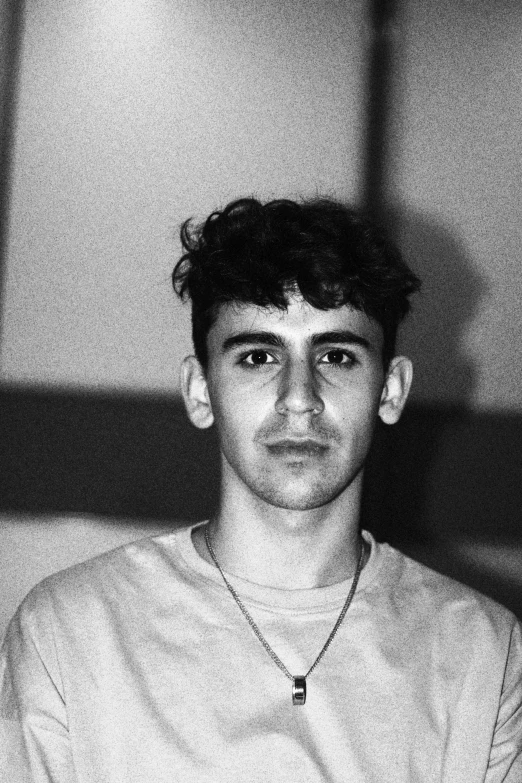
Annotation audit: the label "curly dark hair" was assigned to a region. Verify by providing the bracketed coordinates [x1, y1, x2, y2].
[172, 197, 420, 368]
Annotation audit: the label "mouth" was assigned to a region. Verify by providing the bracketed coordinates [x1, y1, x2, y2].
[265, 439, 329, 458]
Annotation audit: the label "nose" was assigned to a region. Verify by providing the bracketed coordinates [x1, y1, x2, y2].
[275, 359, 324, 416]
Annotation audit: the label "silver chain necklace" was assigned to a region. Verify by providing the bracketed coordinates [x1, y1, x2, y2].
[204, 524, 365, 706]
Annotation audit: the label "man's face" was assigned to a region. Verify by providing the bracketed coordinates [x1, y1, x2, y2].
[185, 295, 403, 511]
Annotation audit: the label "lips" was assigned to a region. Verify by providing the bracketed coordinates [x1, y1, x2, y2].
[265, 439, 328, 457]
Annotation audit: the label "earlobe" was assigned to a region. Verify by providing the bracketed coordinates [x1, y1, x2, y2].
[378, 356, 413, 425]
[180, 356, 214, 430]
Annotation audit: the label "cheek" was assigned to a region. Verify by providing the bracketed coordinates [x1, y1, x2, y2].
[327, 391, 383, 452]
[210, 372, 272, 415]
[327, 380, 382, 419]
[208, 380, 263, 438]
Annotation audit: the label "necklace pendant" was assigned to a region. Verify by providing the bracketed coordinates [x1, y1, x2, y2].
[292, 676, 306, 706]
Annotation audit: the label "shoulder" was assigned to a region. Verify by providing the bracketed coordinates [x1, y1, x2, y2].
[1, 525, 199, 705]
[11, 525, 193, 629]
[369, 537, 519, 651]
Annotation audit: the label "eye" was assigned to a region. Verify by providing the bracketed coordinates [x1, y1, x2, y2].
[242, 350, 276, 367]
[319, 349, 356, 367]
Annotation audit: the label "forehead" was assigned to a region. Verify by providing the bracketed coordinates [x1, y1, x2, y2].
[207, 296, 384, 352]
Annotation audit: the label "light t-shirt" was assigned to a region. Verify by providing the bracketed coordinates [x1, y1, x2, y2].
[1, 523, 521, 782]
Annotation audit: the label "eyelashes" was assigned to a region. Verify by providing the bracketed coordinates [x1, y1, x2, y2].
[318, 349, 357, 368]
[238, 349, 358, 370]
[240, 350, 276, 367]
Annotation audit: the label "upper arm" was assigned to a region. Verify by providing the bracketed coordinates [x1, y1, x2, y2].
[0, 587, 78, 783]
[486, 620, 522, 782]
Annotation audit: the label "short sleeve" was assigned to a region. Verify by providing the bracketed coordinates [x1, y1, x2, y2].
[486, 619, 522, 782]
[0, 586, 78, 783]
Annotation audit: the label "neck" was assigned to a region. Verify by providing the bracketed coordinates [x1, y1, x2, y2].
[192, 479, 365, 590]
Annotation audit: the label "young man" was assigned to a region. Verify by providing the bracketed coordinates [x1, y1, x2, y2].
[1, 197, 521, 782]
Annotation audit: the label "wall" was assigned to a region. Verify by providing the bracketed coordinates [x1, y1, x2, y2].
[391, 0, 522, 412]
[376, 0, 522, 618]
[0, 0, 366, 391]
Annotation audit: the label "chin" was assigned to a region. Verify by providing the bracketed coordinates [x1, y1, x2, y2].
[254, 482, 347, 512]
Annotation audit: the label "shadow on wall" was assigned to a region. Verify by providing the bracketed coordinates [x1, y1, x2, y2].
[364, 206, 522, 615]
[365, 205, 488, 543]
[388, 205, 485, 406]
[1, 396, 521, 615]
[1, 387, 519, 537]
[0, 388, 221, 523]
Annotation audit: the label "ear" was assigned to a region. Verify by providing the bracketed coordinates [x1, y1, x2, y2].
[378, 356, 413, 425]
[180, 355, 214, 430]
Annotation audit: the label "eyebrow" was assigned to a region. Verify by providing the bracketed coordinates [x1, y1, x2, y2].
[222, 330, 372, 353]
[222, 332, 286, 352]
[311, 330, 372, 351]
